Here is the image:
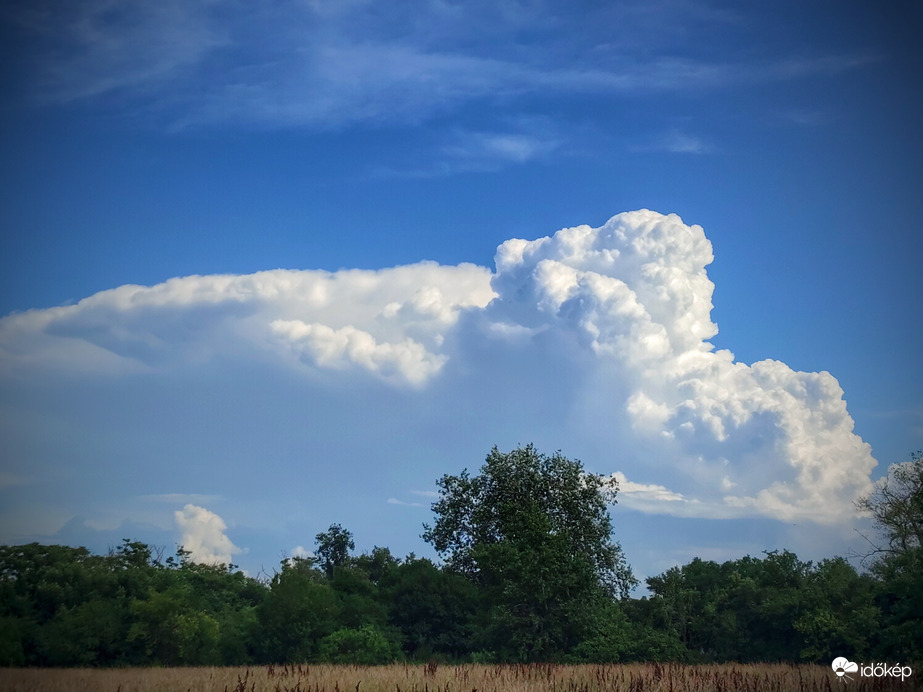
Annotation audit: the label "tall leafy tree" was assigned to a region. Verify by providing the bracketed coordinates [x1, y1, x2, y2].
[422, 444, 636, 661]
[315, 524, 355, 579]
[856, 450, 923, 662]
[857, 450, 923, 556]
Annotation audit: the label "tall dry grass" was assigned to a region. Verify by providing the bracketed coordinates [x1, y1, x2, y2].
[0, 663, 912, 692]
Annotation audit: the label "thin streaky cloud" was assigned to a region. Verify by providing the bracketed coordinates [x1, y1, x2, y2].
[387, 498, 426, 508]
[375, 127, 564, 179]
[9, 0, 227, 104]
[441, 130, 562, 165]
[8, 1, 875, 131]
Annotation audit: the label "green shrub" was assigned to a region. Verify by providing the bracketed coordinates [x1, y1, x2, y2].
[319, 625, 400, 664]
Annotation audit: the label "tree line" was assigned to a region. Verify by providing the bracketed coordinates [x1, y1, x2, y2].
[1, 445, 920, 667]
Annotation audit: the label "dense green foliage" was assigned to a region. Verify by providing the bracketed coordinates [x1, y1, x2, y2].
[1, 446, 920, 667]
[422, 444, 636, 661]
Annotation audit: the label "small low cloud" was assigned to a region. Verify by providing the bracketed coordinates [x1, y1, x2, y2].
[611, 471, 686, 502]
[291, 545, 314, 559]
[175, 504, 242, 566]
[606, 472, 733, 519]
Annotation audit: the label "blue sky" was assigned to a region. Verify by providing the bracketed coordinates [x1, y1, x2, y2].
[0, 0, 921, 582]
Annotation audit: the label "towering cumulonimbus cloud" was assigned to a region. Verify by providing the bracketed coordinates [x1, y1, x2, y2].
[483, 210, 875, 523]
[0, 210, 876, 526]
[174, 504, 242, 566]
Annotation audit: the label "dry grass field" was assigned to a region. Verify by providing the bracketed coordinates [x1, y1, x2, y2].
[0, 663, 914, 692]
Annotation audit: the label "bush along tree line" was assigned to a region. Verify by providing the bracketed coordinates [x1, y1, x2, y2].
[0, 445, 920, 667]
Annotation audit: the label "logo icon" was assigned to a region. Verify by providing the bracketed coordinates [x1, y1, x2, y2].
[832, 657, 859, 683]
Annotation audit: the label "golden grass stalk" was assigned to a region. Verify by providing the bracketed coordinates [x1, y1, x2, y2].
[0, 662, 910, 692]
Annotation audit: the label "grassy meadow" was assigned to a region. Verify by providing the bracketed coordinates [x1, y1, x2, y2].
[0, 663, 912, 692]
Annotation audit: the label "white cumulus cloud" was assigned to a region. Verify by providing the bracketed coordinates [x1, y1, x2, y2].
[175, 504, 242, 566]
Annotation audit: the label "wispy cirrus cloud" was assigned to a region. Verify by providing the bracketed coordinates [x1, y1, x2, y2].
[5, 0, 873, 132]
[441, 130, 562, 166]
[6, 0, 227, 103]
[373, 125, 565, 178]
